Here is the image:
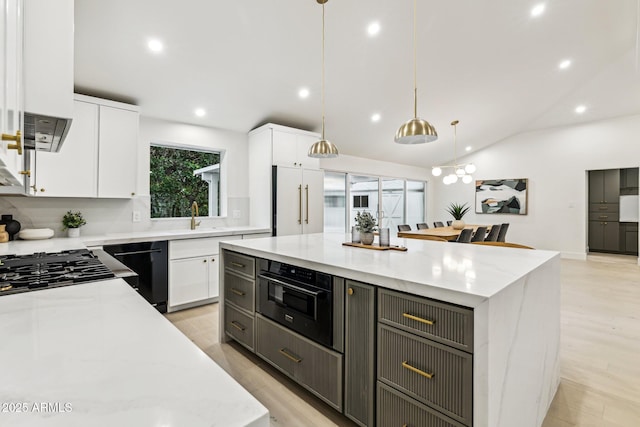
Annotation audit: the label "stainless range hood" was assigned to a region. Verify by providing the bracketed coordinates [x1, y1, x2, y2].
[23, 112, 72, 152]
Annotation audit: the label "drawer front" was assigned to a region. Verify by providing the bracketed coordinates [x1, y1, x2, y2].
[224, 251, 256, 278]
[589, 203, 619, 213]
[169, 236, 241, 260]
[378, 324, 473, 426]
[588, 211, 619, 222]
[225, 303, 254, 351]
[256, 315, 343, 411]
[378, 289, 473, 352]
[224, 271, 255, 313]
[377, 382, 466, 427]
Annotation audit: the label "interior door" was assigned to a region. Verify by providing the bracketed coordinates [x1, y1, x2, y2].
[302, 168, 324, 234]
[275, 166, 303, 236]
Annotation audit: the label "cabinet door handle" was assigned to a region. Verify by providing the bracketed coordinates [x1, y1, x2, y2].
[211, 258, 215, 262]
[347, 288, 354, 296]
[279, 348, 302, 363]
[599, 206, 608, 210]
[203, 259, 207, 263]
[402, 361, 434, 379]
[403, 312, 435, 326]
[230, 321, 246, 332]
[298, 185, 302, 224]
[230, 288, 245, 297]
[305, 184, 309, 224]
[2, 131, 22, 155]
[230, 262, 245, 268]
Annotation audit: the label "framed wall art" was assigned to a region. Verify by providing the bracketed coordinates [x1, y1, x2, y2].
[475, 178, 528, 215]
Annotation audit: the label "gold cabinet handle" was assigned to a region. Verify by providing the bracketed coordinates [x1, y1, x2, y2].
[599, 206, 608, 210]
[40, 188, 45, 192]
[305, 184, 309, 224]
[230, 262, 245, 268]
[347, 288, 354, 296]
[2, 131, 22, 155]
[19, 170, 30, 177]
[30, 185, 38, 193]
[230, 288, 245, 297]
[230, 321, 245, 332]
[599, 215, 608, 219]
[298, 185, 302, 224]
[402, 361, 434, 379]
[279, 348, 302, 363]
[403, 312, 435, 326]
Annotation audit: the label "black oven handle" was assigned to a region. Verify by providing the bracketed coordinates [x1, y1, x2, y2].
[258, 274, 324, 298]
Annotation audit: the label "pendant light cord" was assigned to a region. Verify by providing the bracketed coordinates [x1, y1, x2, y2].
[453, 122, 458, 166]
[321, 2, 326, 140]
[413, 0, 418, 118]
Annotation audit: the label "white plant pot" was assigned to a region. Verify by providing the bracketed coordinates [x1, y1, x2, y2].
[452, 220, 465, 230]
[67, 227, 80, 238]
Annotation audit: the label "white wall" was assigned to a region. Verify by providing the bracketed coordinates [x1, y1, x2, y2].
[0, 117, 251, 237]
[320, 153, 432, 182]
[431, 114, 640, 258]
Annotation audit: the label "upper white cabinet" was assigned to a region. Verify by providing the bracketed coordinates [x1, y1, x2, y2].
[248, 123, 322, 229]
[32, 95, 139, 198]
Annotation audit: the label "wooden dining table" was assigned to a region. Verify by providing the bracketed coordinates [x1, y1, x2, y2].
[397, 224, 493, 242]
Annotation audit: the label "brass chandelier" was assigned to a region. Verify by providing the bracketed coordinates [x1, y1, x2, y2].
[394, 0, 437, 144]
[432, 120, 476, 184]
[308, 0, 339, 158]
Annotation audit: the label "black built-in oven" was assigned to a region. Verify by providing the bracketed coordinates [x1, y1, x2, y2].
[257, 259, 338, 349]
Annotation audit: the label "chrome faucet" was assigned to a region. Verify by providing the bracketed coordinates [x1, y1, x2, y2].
[190, 201, 201, 230]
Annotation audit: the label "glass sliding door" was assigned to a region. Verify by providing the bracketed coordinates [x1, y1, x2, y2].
[349, 175, 379, 230]
[406, 180, 426, 229]
[381, 178, 405, 231]
[324, 172, 347, 232]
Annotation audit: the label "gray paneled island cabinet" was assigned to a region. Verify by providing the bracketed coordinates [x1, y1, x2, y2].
[219, 233, 561, 427]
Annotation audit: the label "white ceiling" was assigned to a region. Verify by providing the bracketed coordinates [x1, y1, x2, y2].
[74, 0, 640, 168]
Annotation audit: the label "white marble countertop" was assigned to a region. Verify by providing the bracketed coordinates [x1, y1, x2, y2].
[0, 279, 269, 427]
[220, 232, 560, 307]
[0, 226, 271, 255]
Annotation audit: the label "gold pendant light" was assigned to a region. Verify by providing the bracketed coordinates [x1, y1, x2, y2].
[308, 0, 339, 158]
[394, 0, 438, 144]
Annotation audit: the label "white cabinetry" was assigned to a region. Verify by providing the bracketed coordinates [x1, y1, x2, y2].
[168, 236, 240, 311]
[32, 95, 139, 198]
[248, 123, 324, 233]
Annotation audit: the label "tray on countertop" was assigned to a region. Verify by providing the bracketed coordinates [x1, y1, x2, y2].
[342, 242, 407, 252]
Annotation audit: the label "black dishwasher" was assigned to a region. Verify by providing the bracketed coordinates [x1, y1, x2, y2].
[103, 241, 168, 313]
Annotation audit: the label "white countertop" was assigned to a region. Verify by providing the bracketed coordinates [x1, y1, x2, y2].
[0, 226, 271, 255]
[220, 232, 560, 307]
[0, 279, 269, 427]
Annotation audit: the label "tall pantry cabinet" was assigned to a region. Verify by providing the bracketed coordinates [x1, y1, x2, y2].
[248, 123, 324, 236]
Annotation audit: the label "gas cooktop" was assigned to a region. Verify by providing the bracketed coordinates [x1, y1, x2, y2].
[0, 249, 115, 296]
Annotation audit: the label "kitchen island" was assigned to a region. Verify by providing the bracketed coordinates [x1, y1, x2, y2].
[0, 278, 269, 427]
[219, 232, 560, 427]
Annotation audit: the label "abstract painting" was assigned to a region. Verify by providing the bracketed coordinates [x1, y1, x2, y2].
[475, 179, 528, 215]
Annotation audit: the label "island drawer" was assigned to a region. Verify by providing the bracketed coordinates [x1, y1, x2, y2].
[224, 271, 255, 313]
[377, 382, 467, 427]
[378, 289, 473, 353]
[224, 251, 255, 278]
[256, 315, 343, 411]
[588, 211, 619, 221]
[224, 303, 254, 351]
[377, 324, 473, 426]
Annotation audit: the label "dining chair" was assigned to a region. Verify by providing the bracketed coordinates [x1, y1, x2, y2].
[470, 226, 487, 242]
[433, 221, 445, 228]
[484, 224, 501, 242]
[497, 223, 510, 242]
[416, 223, 429, 230]
[456, 228, 473, 243]
[471, 241, 534, 249]
[397, 224, 412, 232]
[447, 220, 452, 226]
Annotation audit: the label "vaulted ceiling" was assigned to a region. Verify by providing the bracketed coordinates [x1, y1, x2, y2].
[74, 0, 640, 168]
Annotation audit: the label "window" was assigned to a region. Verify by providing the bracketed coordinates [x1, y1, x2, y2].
[353, 195, 369, 208]
[324, 172, 347, 232]
[150, 144, 222, 218]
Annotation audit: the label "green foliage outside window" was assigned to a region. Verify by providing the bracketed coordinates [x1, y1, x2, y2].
[150, 145, 220, 218]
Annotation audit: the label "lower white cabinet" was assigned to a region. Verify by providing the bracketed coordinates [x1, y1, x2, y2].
[169, 236, 240, 310]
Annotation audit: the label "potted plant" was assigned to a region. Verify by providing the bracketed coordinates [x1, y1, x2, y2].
[62, 210, 87, 238]
[446, 202, 470, 230]
[355, 211, 377, 245]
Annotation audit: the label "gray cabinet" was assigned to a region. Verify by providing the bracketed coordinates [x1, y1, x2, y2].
[621, 223, 639, 255]
[344, 280, 375, 427]
[620, 168, 639, 194]
[589, 221, 620, 252]
[588, 169, 625, 254]
[222, 250, 256, 351]
[589, 169, 619, 204]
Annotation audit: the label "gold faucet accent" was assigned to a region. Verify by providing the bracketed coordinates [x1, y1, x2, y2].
[190, 201, 201, 230]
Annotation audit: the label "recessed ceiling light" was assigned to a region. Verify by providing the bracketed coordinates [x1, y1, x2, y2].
[367, 22, 381, 36]
[465, 146, 472, 152]
[530, 3, 546, 17]
[558, 59, 571, 70]
[575, 105, 587, 114]
[371, 113, 381, 123]
[195, 108, 206, 117]
[147, 39, 164, 53]
[298, 88, 310, 99]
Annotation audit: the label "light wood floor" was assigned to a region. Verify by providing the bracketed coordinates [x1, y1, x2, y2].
[166, 254, 640, 427]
